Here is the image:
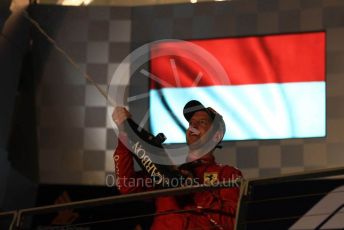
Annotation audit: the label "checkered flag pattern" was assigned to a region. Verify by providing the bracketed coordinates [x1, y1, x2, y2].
[33, 0, 344, 185]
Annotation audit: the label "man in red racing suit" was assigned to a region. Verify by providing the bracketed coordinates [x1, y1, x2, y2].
[113, 100, 242, 230]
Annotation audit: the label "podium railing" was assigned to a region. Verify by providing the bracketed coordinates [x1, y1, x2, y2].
[2, 166, 343, 229]
[236, 167, 344, 230]
[0, 211, 17, 230]
[13, 181, 244, 229]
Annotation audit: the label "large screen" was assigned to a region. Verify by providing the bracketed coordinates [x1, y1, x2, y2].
[149, 32, 326, 143]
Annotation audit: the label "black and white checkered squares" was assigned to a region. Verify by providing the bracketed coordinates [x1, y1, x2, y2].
[33, 5, 131, 185]
[34, 0, 344, 186]
[130, 0, 344, 179]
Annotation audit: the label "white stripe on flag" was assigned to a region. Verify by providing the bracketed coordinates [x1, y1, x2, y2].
[149, 82, 326, 143]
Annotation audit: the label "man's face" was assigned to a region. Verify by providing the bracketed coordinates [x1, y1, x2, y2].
[186, 111, 213, 147]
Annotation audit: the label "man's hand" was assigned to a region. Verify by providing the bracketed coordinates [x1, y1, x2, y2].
[112, 106, 131, 130]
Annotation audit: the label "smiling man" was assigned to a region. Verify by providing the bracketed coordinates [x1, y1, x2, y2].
[184, 100, 226, 162]
[113, 100, 242, 230]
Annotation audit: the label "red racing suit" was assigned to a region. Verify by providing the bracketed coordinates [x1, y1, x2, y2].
[114, 133, 242, 230]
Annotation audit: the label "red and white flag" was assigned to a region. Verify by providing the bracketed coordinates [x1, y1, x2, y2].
[149, 32, 325, 143]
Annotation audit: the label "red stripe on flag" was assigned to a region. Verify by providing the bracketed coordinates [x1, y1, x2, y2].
[150, 32, 325, 89]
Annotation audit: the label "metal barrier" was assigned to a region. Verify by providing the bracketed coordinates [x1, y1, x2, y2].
[14, 181, 244, 229]
[0, 211, 17, 230]
[236, 166, 344, 230]
[2, 166, 343, 229]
